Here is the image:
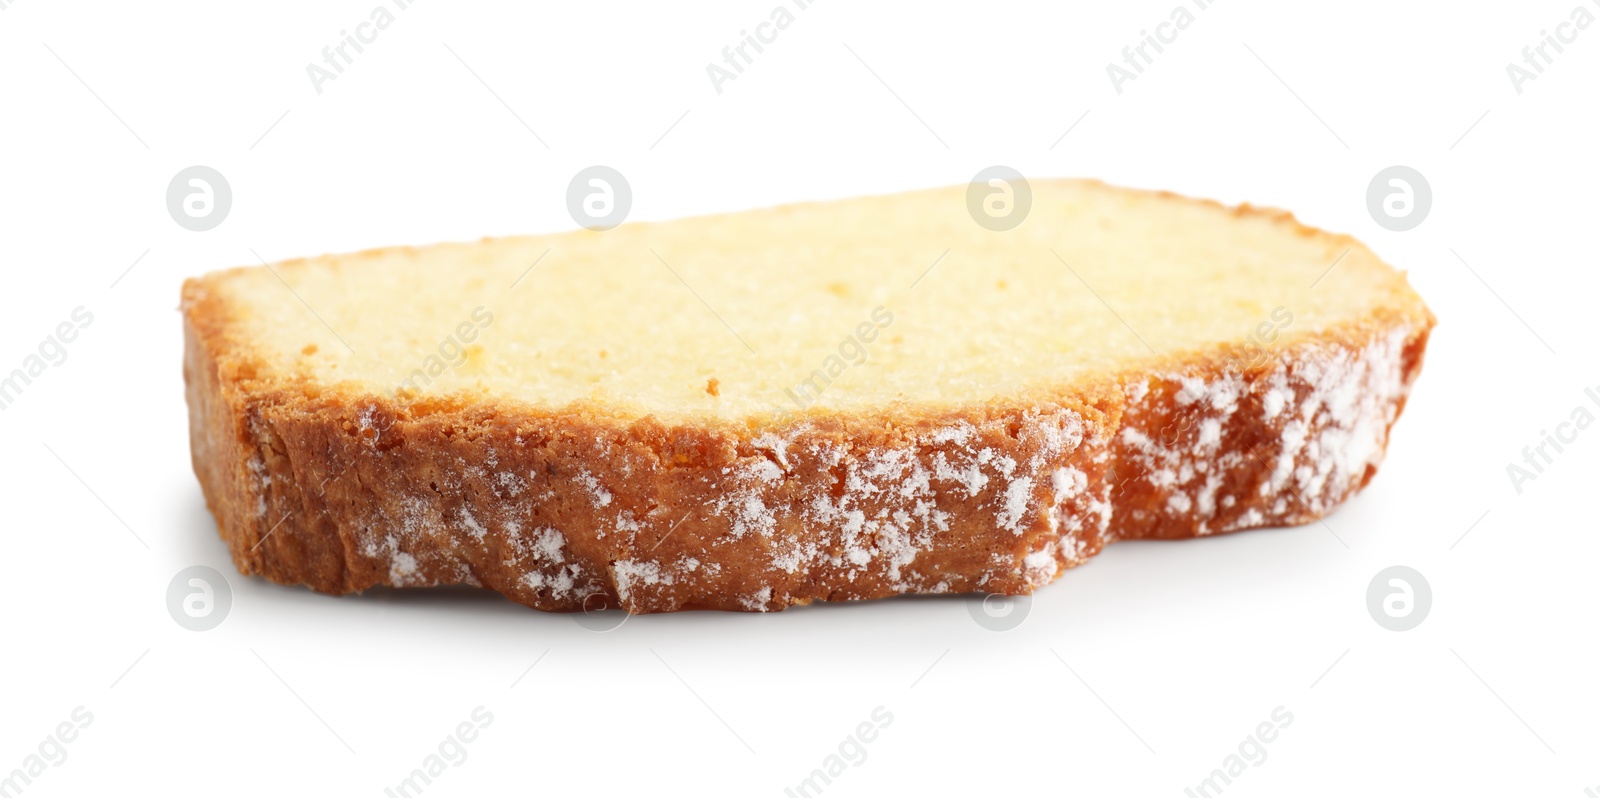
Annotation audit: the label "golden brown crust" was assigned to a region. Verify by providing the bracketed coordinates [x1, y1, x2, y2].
[183, 306, 1432, 615]
[181, 183, 1436, 614]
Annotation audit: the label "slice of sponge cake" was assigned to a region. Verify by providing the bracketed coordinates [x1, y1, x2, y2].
[182, 180, 1433, 613]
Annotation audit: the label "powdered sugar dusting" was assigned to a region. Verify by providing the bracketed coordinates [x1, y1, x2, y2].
[281, 322, 1420, 614]
[1117, 326, 1415, 537]
[611, 559, 673, 605]
[575, 469, 613, 508]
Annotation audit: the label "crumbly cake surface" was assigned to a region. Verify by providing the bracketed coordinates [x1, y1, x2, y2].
[181, 181, 1434, 613]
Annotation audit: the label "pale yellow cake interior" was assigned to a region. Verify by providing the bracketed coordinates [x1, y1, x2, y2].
[202, 181, 1427, 420]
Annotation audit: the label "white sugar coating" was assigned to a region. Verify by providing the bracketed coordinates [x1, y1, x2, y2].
[1268, 419, 1310, 494]
[717, 493, 775, 539]
[611, 559, 673, 604]
[529, 527, 566, 562]
[355, 405, 382, 447]
[749, 458, 784, 484]
[458, 508, 488, 540]
[246, 453, 271, 486]
[495, 471, 526, 497]
[1196, 473, 1224, 517]
[575, 470, 612, 507]
[502, 525, 589, 599]
[771, 541, 806, 574]
[1023, 546, 1060, 587]
[601, 408, 1095, 599]
[1263, 386, 1290, 419]
[522, 565, 576, 598]
[931, 423, 975, 446]
[1117, 326, 1414, 537]
[314, 325, 1418, 611]
[932, 451, 989, 497]
[390, 551, 418, 583]
[739, 586, 775, 611]
[1125, 378, 1150, 403]
[369, 532, 421, 585]
[751, 432, 793, 468]
[713, 452, 784, 540]
[246, 453, 271, 517]
[998, 477, 1035, 534]
[1049, 462, 1112, 554]
[1052, 466, 1087, 496]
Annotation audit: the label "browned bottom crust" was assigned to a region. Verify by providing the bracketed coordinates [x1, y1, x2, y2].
[184, 314, 1430, 614]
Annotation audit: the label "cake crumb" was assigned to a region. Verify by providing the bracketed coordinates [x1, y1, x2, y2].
[706, 377, 720, 397]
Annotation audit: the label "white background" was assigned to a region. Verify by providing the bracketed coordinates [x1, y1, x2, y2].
[2, 1, 1597, 795]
